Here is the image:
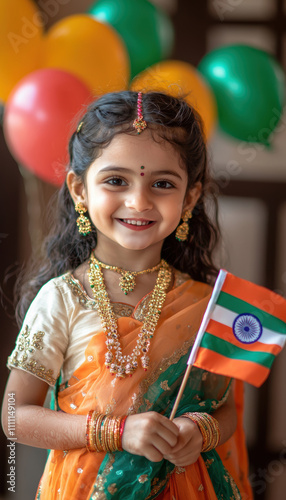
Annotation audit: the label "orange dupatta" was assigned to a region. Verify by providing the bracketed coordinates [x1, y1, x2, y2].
[37, 278, 251, 500]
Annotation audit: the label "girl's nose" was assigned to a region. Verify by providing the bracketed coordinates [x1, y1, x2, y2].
[124, 187, 153, 212]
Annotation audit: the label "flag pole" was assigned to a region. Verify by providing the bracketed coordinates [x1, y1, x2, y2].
[169, 270, 227, 421]
[170, 365, 192, 420]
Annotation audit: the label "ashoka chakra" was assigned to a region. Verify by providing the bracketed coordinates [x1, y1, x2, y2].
[232, 313, 262, 344]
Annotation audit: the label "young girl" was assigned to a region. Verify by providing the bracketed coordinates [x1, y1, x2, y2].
[2, 91, 252, 499]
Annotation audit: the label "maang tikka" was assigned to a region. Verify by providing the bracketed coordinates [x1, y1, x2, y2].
[175, 209, 192, 242]
[75, 202, 92, 236]
[133, 92, 147, 134]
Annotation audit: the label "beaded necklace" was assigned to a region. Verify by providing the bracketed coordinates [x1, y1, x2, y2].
[88, 252, 172, 378]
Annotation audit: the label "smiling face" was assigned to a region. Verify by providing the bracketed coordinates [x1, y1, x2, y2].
[67, 130, 201, 265]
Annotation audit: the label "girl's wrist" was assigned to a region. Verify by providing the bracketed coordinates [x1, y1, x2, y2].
[181, 412, 221, 452]
[85, 411, 127, 452]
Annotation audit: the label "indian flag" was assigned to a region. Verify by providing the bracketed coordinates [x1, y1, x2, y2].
[188, 270, 286, 387]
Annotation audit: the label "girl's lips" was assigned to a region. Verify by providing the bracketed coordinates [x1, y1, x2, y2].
[117, 219, 156, 231]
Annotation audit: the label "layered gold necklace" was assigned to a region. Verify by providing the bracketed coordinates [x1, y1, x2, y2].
[88, 252, 172, 378]
[91, 255, 163, 295]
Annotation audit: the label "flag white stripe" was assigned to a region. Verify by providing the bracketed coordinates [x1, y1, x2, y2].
[210, 305, 286, 348]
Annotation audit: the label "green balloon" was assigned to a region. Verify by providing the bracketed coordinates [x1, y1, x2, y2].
[198, 45, 285, 144]
[88, 0, 174, 79]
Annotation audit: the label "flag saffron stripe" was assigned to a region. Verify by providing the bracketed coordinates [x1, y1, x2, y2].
[206, 319, 282, 355]
[222, 273, 286, 322]
[217, 292, 286, 335]
[193, 346, 270, 387]
[201, 332, 275, 368]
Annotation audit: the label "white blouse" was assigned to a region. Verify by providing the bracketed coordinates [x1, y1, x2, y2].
[8, 271, 189, 386]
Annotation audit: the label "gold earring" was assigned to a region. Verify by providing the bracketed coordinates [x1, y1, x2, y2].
[75, 202, 92, 236]
[175, 209, 192, 242]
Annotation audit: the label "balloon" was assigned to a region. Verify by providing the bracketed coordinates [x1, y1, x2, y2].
[42, 15, 130, 94]
[0, 0, 43, 102]
[198, 44, 286, 144]
[4, 69, 92, 186]
[88, 0, 174, 78]
[131, 60, 217, 139]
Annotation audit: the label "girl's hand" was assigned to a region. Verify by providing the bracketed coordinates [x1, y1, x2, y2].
[163, 417, 203, 467]
[122, 412, 179, 462]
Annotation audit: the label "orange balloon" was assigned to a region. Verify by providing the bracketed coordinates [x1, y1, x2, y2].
[131, 60, 217, 139]
[43, 15, 130, 95]
[0, 0, 43, 102]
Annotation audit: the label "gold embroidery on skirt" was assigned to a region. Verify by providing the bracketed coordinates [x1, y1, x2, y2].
[91, 455, 115, 500]
[223, 470, 241, 500]
[160, 380, 171, 391]
[145, 469, 176, 499]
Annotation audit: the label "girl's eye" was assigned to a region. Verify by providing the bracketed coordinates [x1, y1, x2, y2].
[153, 180, 174, 189]
[106, 177, 127, 186]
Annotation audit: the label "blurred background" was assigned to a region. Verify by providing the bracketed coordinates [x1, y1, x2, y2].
[1, 0, 286, 499]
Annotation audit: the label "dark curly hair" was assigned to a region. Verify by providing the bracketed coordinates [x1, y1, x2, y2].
[15, 90, 220, 326]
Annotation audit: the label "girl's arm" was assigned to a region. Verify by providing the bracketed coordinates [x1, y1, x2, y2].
[163, 384, 237, 467]
[2, 368, 179, 462]
[1, 369, 86, 450]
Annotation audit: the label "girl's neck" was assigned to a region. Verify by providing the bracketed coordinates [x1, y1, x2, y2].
[93, 241, 163, 272]
[74, 256, 174, 308]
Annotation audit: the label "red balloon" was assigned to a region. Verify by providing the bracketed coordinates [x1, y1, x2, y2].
[4, 69, 93, 185]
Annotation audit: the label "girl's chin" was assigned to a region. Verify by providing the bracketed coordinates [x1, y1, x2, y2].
[117, 243, 155, 251]
[96, 231, 167, 252]
[114, 238, 164, 252]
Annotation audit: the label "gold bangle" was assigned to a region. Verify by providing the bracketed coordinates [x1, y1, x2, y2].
[86, 412, 128, 453]
[95, 414, 105, 452]
[86, 411, 101, 452]
[114, 417, 121, 451]
[102, 415, 110, 451]
[182, 412, 221, 452]
[107, 416, 114, 452]
[89, 412, 96, 451]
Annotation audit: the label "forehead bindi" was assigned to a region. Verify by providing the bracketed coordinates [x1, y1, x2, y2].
[88, 131, 187, 183]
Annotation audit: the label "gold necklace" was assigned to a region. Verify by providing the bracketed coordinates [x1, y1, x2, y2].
[91, 255, 163, 295]
[88, 252, 172, 378]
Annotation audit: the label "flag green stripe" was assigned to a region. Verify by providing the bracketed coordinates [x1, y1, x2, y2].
[217, 291, 286, 335]
[201, 332, 275, 368]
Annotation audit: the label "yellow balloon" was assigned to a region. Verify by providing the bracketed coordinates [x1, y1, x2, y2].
[0, 0, 43, 102]
[43, 15, 130, 95]
[131, 60, 217, 139]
